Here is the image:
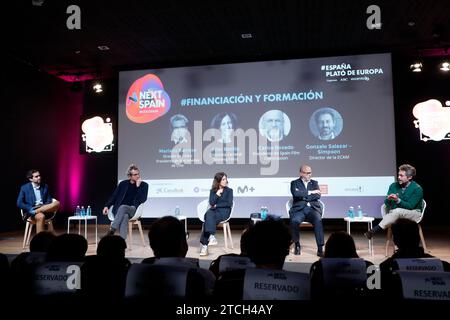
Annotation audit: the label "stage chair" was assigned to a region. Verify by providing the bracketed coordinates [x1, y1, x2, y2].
[285, 198, 325, 253]
[285, 198, 325, 227]
[381, 199, 427, 256]
[21, 198, 58, 249]
[197, 199, 235, 250]
[108, 203, 146, 249]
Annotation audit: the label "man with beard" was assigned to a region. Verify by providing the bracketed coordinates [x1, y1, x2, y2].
[365, 164, 424, 239]
[261, 109, 286, 142]
[17, 169, 60, 234]
[315, 109, 336, 141]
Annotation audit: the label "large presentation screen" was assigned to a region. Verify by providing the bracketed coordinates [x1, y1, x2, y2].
[118, 53, 396, 218]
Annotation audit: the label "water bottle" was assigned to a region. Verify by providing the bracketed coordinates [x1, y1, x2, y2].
[81, 206, 85, 216]
[86, 205, 92, 216]
[261, 206, 267, 220]
[357, 205, 363, 218]
[75, 205, 80, 216]
[175, 205, 180, 217]
[348, 206, 354, 219]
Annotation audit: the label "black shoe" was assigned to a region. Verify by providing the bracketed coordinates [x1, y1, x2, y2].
[294, 242, 301, 255]
[317, 246, 324, 257]
[364, 230, 374, 239]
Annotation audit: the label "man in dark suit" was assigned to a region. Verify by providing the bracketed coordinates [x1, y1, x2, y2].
[17, 169, 60, 233]
[289, 165, 324, 256]
[102, 164, 149, 240]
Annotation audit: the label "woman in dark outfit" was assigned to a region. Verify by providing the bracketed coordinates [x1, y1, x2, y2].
[199, 172, 233, 256]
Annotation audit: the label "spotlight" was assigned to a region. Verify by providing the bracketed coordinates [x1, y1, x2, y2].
[439, 61, 450, 72]
[410, 62, 422, 72]
[93, 83, 103, 93]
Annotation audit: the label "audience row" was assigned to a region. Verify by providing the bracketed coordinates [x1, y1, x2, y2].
[1, 217, 449, 302]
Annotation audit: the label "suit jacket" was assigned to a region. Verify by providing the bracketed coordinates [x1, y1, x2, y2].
[17, 182, 53, 214]
[105, 180, 149, 215]
[208, 187, 233, 217]
[289, 178, 321, 214]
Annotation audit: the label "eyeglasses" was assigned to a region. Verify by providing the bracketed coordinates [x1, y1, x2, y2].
[301, 171, 312, 174]
[131, 173, 140, 176]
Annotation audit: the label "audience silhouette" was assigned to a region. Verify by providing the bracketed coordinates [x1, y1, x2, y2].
[310, 231, 374, 300]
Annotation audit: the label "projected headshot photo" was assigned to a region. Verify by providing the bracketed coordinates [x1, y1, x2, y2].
[258, 109, 291, 142]
[210, 112, 238, 143]
[170, 114, 190, 144]
[310, 107, 343, 141]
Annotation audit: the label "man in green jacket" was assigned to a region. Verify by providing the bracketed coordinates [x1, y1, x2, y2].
[365, 164, 423, 239]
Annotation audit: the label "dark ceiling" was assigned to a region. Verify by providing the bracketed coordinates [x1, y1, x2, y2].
[3, 0, 450, 81]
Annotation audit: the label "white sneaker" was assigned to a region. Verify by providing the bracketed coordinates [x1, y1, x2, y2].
[199, 245, 208, 256]
[208, 235, 218, 246]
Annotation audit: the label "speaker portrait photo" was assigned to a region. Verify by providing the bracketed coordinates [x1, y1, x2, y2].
[258, 109, 291, 142]
[310, 107, 343, 141]
[210, 112, 238, 144]
[170, 114, 190, 144]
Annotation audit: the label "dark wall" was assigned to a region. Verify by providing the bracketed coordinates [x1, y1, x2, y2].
[392, 54, 450, 224]
[2, 53, 449, 232]
[2, 57, 117, 232]
[3, 58, 75, 231]
[80, 78, 119, 225]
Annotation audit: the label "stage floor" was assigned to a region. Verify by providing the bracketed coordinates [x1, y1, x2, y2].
[1, 224, 449, 272]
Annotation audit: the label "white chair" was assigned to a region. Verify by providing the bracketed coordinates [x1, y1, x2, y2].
[381, 199, 427, 256]
[21, 198, 58, 249]
[285, 199, 324, 253]
[197, 199, 235, 250]
[108, 203, 146, 249]
[285, 198, 325, 227]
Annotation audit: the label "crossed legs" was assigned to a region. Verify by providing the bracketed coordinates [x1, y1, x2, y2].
[33, 200, 60, 233]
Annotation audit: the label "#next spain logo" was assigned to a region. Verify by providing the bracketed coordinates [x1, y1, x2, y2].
[126, 74, 171, 124]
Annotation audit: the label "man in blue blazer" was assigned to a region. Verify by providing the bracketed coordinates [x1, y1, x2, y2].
[102, 164, 149, 240]
[289, 165, 324, 256]
[17, 169, 60, 233]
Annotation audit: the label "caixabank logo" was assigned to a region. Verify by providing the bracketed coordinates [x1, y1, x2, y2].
[126, 74, 171, 123]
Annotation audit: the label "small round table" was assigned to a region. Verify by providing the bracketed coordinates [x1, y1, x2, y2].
[344, 216, 375, 255]
[67, 215, 98, 246]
